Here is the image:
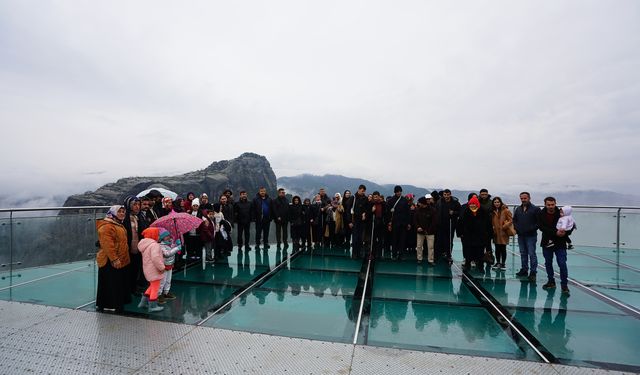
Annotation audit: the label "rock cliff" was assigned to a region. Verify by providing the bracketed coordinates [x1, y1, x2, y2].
[62, 152, 277, 207]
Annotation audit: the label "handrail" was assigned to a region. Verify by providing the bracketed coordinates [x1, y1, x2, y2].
[1, 204, 640, 213]
[0, 206, 111, 213]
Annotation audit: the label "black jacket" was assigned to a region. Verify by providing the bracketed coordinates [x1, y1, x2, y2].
[221, 203, 234, 225]
[414, 205, 438, 235]
[436, 198, 461, 231]
[251, 194, 275, 222]
[458, 207, 493, 247]
[513, 203, 540, 236]
[352, 193, 370, 223]
[386, 195, 410, 226]
[273, 196, 290, 223]
[288, 203, 305, 226]
[234, 199, 252, 225]
[342, 196, 354, 225]
[537, 207, 573, 249]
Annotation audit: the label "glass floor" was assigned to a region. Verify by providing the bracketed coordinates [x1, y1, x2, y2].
[1, 242, 638, 372]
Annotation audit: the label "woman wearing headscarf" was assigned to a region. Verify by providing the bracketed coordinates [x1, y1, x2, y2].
[122, 196, 145, 295]
[96, 205, 131, 312]
[341, 190, 354, 249]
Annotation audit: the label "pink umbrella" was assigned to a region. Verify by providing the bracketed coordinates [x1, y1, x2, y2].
[151, 212, 203, 240]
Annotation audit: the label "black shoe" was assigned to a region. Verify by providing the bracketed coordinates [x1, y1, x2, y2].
[264, 244, 271, 249]
[542, 281, 556, 290]
[515, 269, 528, 277]
[528, 272, 537, 282]
[561, 286, 570, 296]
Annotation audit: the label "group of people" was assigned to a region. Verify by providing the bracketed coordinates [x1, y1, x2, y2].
[95, 186, 577, 313]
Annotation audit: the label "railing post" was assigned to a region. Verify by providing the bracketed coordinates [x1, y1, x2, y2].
[9, 210, 13, 291]
[616, 207, 621, 288]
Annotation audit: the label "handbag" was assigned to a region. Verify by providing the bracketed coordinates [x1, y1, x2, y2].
[483, 250, 495, 265]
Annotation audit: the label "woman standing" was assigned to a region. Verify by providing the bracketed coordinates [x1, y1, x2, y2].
[491, 197, 513, 270]
[96, 205, 131, 312]
[341, 190, 354, 249]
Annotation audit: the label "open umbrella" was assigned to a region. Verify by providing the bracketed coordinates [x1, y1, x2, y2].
[137, 187, 178, 200]
[150, 211, 203, 240]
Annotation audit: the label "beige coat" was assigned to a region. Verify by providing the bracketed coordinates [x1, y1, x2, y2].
[491, 206, 514, 245]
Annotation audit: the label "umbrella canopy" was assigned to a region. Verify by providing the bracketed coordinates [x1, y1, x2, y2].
[137, 187, 178, 200]
[150, 211, 203, 239]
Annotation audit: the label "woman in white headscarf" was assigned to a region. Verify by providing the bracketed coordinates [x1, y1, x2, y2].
[95, 205, 131, 312]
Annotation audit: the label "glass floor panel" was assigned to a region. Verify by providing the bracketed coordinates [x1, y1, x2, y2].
[172, 262, 271, 287]
[372, 274, 479, 305]
[592, 286, 640, 310]
[0, 269, 96, 308]
[475, 278, 624, 315]
[0, 261, 94, 288]
[569, 246, 640, 267]
[260, 268, 358, 296]
[203, 290, 357, 343]
[565, 266, 640, 287]
[506, 306, 640, 368]
[367, 300, 527, 359]
[375, 261, 456, 277]
[289, 254, 362, 273]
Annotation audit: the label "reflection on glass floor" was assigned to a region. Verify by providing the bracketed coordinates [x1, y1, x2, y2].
[0, 242, 639, 372]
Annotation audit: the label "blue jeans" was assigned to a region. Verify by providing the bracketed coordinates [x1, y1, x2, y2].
[542, 246, 568, 287]
[517, 233, 538, 272]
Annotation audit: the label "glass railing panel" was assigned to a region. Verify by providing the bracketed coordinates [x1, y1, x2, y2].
[569, 208, 617, 248]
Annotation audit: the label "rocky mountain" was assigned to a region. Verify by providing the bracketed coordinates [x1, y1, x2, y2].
[62, 152, 277, 207]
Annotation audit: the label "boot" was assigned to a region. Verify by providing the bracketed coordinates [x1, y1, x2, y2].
[148, 300, 164, 312]
[137, 295, 149, 308]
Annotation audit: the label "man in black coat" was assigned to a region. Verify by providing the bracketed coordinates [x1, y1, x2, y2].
[537, 196, 572, 295]
[234, 190, 252, 251]
[351, 184, 370, 258]
[435, 189, 461, 263]
[251, 187, 275, 249]
[273, 188, 290, 248]
[386, 185, 411, 260]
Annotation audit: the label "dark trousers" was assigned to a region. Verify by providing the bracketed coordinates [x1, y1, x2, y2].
[372, 219, 385, 257]
[275, 220, 289, 245]
[391, 224, 407, 257]
[352, 221, 365, 256]
[543, 246, 568, 287]
[255, 219, 271, 246]
[237, 222, 250, 247]
[495, 244, 507, 264]
[291, 224, 304, 245]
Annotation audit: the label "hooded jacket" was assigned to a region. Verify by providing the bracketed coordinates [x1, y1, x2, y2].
[138, 238, 165, 282]
[96, 218, 130, 269]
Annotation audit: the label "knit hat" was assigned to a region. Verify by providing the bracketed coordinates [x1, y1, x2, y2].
[468, 196, 480, 206]
[191, 198, 200, 207]
[142, 227, 160, 241]
[158, 229, 171, 242]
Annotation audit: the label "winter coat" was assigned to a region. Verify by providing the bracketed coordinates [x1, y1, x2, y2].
[138, 238, 165, 282]
[96, 218, 130, 269]
[352, 193, 370, 223]
[273, 196, 290, 224]
[386, 195, 410, 226]
[234, 199, 252, 225]
[199, 216, 215, 243]
[161, 243, 181, 267]
[221, 203, 235, 225]
[458, 207, 493, 247]
[251, 194, 275, 222]
[513, 203, 540, 236]
[289, 203, 305, 226]
[491, 206, 514, 245]
[342, 196, 354, 225]
[436, 198, 461, 231]
[414, 205, 438, 235]
[537, 207, 573, 249]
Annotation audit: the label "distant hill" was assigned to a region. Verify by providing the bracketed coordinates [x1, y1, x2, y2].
[278, 174, 640, 206]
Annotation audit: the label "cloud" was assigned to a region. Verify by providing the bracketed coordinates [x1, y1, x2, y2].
[1, 0, 639, 201]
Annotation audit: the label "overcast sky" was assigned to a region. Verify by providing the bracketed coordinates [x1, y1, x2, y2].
[1, 0, 639, 203]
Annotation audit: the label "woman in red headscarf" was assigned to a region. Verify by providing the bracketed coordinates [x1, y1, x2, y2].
[458, 196, 493, 269]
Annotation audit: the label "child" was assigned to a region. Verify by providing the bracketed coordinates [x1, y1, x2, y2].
[137, 227, 166, 312]
[159, 229, 181, 302]
[212, 203, 233, 255]
[200, 209, 216, 262]
[557, 206, 576, 249]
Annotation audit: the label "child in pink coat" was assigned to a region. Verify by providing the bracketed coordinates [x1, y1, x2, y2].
[137, 227, 166, 312]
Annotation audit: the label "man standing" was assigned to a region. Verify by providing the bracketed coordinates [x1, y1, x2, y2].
[220, 194, 234, 226]
[351, 185, 369, 258]
[273, 188, 290, 249]
[386, 185, 411, 260]
[435, 189, 461, 263]
[514, 192, 541, 281]
[414, 196, 438, 265]
[537, 197, 572, 295]
[251, 187, 274, 249]
[234, 191, 252, 251]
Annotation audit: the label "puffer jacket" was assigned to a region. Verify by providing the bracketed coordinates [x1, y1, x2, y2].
[96, 218, 130, 269]
[138, 238, 165, 282]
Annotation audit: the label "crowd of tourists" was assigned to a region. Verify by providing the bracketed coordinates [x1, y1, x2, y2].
[94, 185, 576, 313]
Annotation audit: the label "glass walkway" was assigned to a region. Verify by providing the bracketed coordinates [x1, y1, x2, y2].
[1, 206, 638, 373]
